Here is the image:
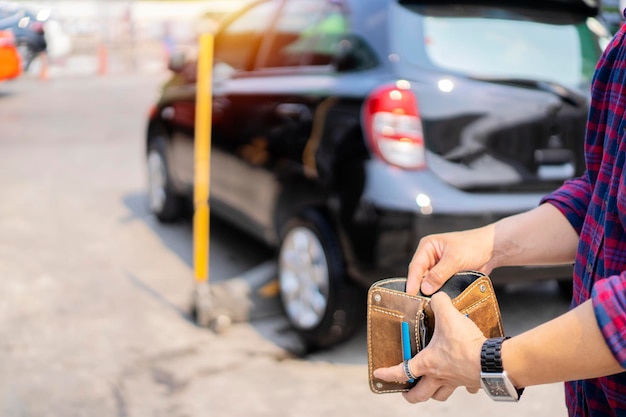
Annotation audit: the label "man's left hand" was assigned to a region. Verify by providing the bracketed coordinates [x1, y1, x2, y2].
[372, 292, 486, 403]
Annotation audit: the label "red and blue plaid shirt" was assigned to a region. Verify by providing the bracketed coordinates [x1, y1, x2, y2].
[541, 20, 626, 417]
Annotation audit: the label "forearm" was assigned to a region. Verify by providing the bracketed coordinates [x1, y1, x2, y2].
[487, 203, 579, 270]
[502, 300, 624, 388]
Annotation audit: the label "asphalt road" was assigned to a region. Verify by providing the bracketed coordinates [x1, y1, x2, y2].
[0, 68, 572, 417]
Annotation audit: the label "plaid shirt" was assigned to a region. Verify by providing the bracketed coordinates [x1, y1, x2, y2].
[540, 20, 626, 417]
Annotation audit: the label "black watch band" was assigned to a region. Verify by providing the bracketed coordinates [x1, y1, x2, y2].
[481, 337, 525, 398]
[481, 337, 508, 373]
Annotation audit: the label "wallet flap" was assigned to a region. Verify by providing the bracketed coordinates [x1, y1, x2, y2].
[451, 275, 504, 339]
[424, 271, 505, 342]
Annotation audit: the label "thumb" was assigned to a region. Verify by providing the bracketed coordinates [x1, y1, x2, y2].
[429, 292, 455, 316]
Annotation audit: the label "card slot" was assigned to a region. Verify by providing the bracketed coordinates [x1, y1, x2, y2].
[368, 306, 404, 370]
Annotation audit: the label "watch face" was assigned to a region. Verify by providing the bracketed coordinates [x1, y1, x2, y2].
[482, 376, 512, 398]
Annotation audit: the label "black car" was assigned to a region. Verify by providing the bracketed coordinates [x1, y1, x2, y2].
[0, 2, 47, 70]
[146, 0, 611, 349]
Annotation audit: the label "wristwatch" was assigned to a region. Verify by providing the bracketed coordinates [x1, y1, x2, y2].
[480, 337, 524, 402]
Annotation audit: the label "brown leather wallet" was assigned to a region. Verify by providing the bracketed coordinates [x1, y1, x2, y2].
[367, 271, 504, 394]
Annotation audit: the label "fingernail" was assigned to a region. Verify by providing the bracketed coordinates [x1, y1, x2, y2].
[421, 281, 434, 295]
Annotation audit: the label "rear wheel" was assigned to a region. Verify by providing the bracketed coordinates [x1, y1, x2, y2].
[147, 136, 182, 222]
[278, 210, 363, 351]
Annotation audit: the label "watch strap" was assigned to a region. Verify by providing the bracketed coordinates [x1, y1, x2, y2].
[481, 336, 508, 373]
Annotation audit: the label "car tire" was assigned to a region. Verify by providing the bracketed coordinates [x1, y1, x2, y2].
[278, 210, 364, 351]
[146, 136, 182, 222]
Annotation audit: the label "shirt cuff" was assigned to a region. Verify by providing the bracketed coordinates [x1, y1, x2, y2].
[540, 177, 590, 235]
[592, 274, 626, 367]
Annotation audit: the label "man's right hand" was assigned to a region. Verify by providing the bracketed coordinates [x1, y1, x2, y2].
[406, 225, 496, 296]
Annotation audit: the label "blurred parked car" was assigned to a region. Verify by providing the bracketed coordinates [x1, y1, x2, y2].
[145, 0, 611, 349]
[0, 29, 21, 81]
[0, 2, 47, 70]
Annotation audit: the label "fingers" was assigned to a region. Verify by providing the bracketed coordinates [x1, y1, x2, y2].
[421, 258, 468, 296]
[406, 238, 456, 296]
[466, 386, 480, 394]
[406, 254, 428, 295]
[374, 359, 460, 404]
[432, 385, 457, 401]
[373, 354, 455, 403]
[373, 358, 418, 383]
[420, 268, 448, 296]
[402, 378, 456, 403]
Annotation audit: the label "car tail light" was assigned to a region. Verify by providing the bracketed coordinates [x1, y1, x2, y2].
[30, 21, 45, 33]
[363, 82, 425, 169]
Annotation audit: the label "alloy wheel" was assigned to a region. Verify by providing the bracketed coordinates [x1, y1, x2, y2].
[147, 149, 167, 214]
[278, 226, 330, 330]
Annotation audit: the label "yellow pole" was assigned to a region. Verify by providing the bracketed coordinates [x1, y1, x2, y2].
[194, 33, 213, 284]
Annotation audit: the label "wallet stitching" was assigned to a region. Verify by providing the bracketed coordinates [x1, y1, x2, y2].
[369, 306, 403, 319]
[454, 270, 484, 279]
[373, 277, 409, 287]
[413, 310, 421, 354]
[370, 287, 426, 302]
[367, 302, 376, 392]
[374, 288, 416, 300]
[367, 303, 407, 393]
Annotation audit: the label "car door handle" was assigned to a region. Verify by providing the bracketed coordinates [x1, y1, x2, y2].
[275, 103, 312, 122]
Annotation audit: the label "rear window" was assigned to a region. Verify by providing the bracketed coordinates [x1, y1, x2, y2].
[393, 4, 610, 90]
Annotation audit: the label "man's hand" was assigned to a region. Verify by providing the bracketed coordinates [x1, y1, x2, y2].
[372, 293, 486, 403]
[407, 226, 495, 296]
[407, 204, 579, 296]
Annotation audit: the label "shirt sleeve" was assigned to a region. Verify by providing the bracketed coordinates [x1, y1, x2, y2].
[592, 274, 626, 367]
[540, 174, 591, 235]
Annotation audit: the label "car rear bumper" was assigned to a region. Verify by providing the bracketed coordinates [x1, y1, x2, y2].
[344, 159, 572, 287]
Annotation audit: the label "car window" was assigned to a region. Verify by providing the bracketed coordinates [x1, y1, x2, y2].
[393, 4, 608, 90]
[213, 0, 281, 72]
[258, 0, 349, 68]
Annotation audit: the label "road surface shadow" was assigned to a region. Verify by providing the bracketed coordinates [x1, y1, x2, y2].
[120, 191, 273, 275]
[120, 191, 573, 364]
[120, 191, 310, 353]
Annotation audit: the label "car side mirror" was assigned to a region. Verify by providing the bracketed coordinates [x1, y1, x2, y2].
[168, 50, 186, 73]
